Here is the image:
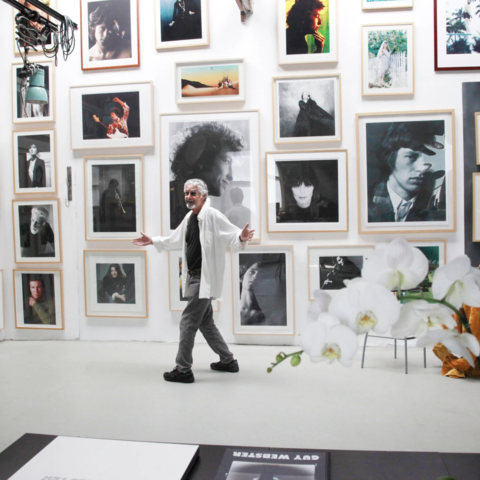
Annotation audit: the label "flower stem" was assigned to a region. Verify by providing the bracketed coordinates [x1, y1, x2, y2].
[401, 295, 472, 334]
[267, 350, 304, 373]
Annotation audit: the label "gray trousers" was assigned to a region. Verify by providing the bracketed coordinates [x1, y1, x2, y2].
[176, 273, 234, 372]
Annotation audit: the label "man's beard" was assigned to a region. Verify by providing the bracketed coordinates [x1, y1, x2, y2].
[186, 201, 196, 210]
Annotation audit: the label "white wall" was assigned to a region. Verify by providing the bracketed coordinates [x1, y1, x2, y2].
[1, 0, 479, 343]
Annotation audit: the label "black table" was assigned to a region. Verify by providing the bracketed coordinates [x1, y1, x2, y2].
[1, 434, 479, 480]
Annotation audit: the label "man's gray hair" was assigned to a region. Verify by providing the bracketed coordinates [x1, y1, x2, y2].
[31, 206, 49, 219]
[184, 178, 209, 197]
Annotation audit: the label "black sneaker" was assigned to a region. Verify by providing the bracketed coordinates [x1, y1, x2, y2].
[163, 368, 195, 383]
[210, 359, 239, 373]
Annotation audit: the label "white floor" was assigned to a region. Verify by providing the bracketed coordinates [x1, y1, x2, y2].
[0, 340, 479, 455]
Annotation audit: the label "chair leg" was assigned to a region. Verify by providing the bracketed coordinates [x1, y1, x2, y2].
[361, 332, 368, 368]
[404, 338, 408, 374]
[394, 339, 397, 359]
[423, 347, 427, 368]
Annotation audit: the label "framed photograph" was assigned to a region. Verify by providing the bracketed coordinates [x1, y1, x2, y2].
[80, 0, 140, 71]
[272, 74, 342, 144]
[0, 271, 4, 330]
[277, 0, 338, 65]
[434, 0, 480, 71]
[84, 250, 148, 318]
[232, 245, 294, 335]
[12, 198, 62, 264]
[362, 24, 414, 96]
[308, 245, 375, 300]
[84, 155, 144, 241]
[13, 269, 63, 330]
[154, 0, 209, 50]
[175, 58, 245, 104]
[476, 112, 480, 165]
[356, 110, 456, 234]
[13, 1, 58, 56]
[168, 250, 219, 311]
[11, 61, 55, 124]
[407, 239, 446, 290]
[69, 81, 154, 150]
[266, 150, 348, 233]
[362, 0, 413, 10]
[160, 110, 261, 242]
[13, 129, 57, 195]
[473, 173, 480, 241]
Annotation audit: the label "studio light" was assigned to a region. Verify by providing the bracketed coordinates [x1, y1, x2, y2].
[25, 67, 48, 105]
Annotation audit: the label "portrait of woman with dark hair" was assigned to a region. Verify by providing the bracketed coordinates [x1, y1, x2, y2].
[239, 255, 266, 326]
[276, 161, 338, 223]
[286, 0, 326, 56]
[97, 263, 127, 303]
[293, 91, 334, 137]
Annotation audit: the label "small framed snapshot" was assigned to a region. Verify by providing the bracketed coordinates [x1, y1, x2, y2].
[277, 0, 338, 66]
[12, 198, 62, 264]
[231, 245, 294, 336]
[473, 173, 480, 241]
[13, 129, 57, 195]
[407, 239, 446, 289]
[0, 271, 4, 330]
[80, 0, 140, 71]
[175, 58, 245, 105]
[362, 23, 414, 97]
[435, 0, 480, 71]
[273, 74, 341, 144]
[476, 113, 480, 165]
[168, 250, 219, 311]
[160, 110, 261, 242]
[13, 269, 64, 330]
[70, 81, 154, 150]
[11, 61, 55, 124]
[84, 155, 144, 241]
[308, 245, 375, 300]
[84, 250, 148, 318]
[266, 150, 348, 233]
[362, 0, 413, 10]
[154, 0, 209, 50]
[13, 1, 58, 56]
[357, 110, 456, 234]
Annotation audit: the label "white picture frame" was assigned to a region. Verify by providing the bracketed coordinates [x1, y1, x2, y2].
[168, 250, 219, 312]
[84, 155, 144, 241]
[175, 58, 246, 104]
[12, 129, 57, 195]
[84, 250, 148, 318]
[12, 198, 62, 264]
[13, 268, 64, 330]
[266, 150, 348, 233]
[362, 0, 413, 10]
[231, 245, 295, 336]
[69, 81, 154, 150]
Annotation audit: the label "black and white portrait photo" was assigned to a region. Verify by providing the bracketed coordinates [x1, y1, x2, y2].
[320, 255, 362, 290]
[238, 253, 287, 327]
[92, 164, 136, 233]
[366, 120, 447, 224]
[15, 132, 53, 192]
[82, 91, 140, 140]
[12, 61, 54, 124]
[162, 111, 260, 239]
[96, 263, 136, 304]
[275, 160, 339, 224]
[274, 75, 341, 144]
[81, 0, 140, 70]
[224, 461, 315, 480]
[21, 273, 56, 325]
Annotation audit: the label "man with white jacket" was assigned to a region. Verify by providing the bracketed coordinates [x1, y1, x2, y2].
[133, 178, 254, 383]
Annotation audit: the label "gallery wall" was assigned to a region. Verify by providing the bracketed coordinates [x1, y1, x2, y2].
[1, 0, 478, 344]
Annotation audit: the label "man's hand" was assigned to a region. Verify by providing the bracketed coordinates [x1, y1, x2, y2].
[28, 297, 37, 307]
[240, 224, 255, 242]
[132, 232, 153, 246]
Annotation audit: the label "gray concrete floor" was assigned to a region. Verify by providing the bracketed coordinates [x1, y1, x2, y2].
[0, 340, 479, 455]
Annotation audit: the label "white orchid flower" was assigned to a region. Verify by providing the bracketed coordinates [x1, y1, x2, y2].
[390, 300, 457, 338]
[362, 238, 429, 290]
[313, 289, 332, 313]
[416, 330, 480, 368]
[301, 313, 358, 367]
[432, 255, 480, 309]
[329, 278, 401, 335]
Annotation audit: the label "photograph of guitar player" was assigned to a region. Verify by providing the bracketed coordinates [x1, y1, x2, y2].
[81, 91, 141, 140]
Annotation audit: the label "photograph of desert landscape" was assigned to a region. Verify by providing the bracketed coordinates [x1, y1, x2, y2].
[180, 63, 240, 98]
